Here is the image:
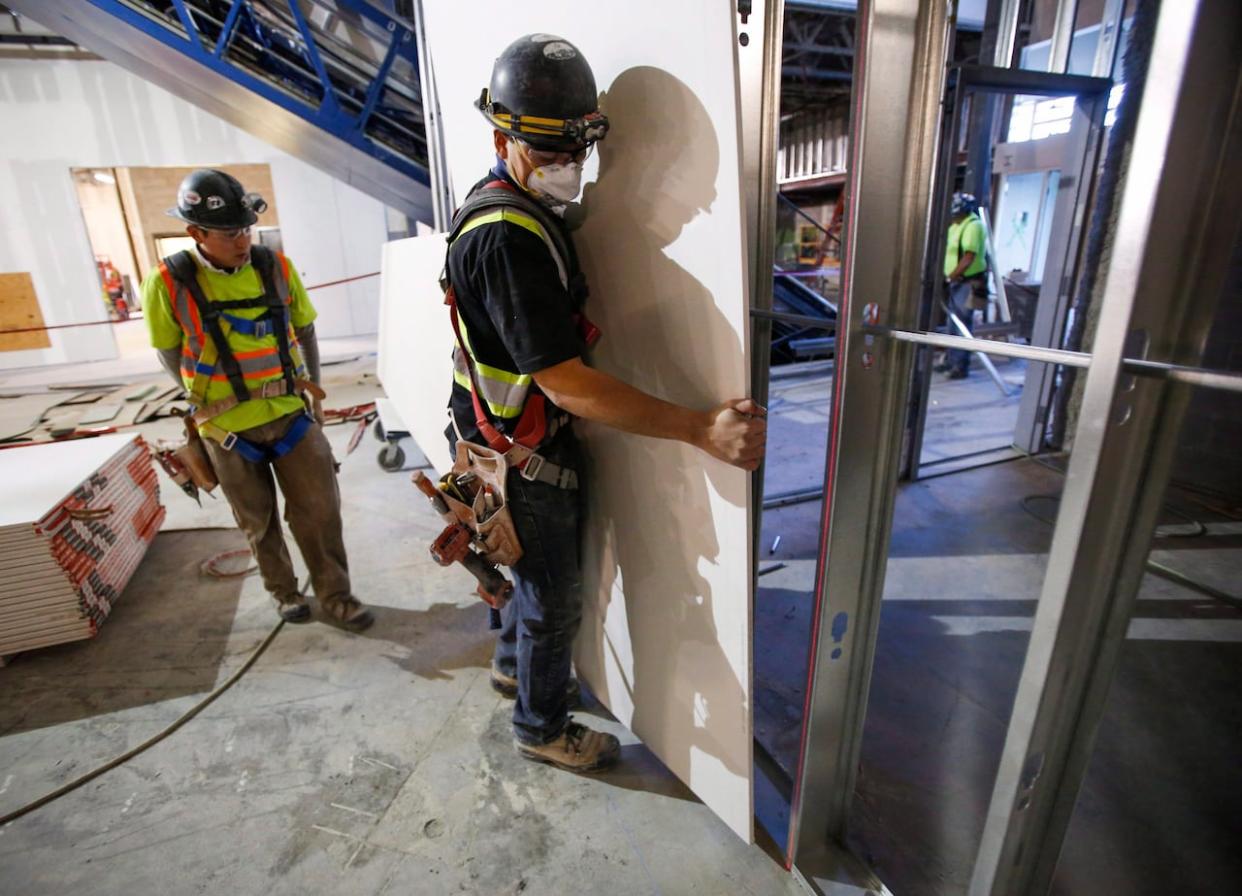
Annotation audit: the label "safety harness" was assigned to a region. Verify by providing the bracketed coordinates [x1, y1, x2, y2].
[442, 177, 597, 490]
[159, 246, 324, 464]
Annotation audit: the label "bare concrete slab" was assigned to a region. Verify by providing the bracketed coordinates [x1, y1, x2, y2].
[0, 350, 803, 896]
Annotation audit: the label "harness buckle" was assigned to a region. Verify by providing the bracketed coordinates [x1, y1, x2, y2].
[253, 319, 270, 338]
[220, 431, 238, 451]
[519, 453, 545, 482]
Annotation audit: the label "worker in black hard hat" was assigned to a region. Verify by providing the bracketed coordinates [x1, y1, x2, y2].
[141, 168, 374, 632]
[441, 35, 766, 773]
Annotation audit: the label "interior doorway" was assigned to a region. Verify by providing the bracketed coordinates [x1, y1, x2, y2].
[906, 69, 1113, 480]
[71, 167, 145, 360]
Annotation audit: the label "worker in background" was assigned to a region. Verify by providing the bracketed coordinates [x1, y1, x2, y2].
[141, 169, 373, 632]
[937, 191, 990, 379]
[444, 35, 766, 773]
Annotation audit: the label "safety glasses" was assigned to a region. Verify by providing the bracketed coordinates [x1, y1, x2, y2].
[206, 226, 252, 240]
[515, 139, 594, 167]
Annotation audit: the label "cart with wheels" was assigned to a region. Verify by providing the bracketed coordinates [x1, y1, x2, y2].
[374, 397, 411, 472]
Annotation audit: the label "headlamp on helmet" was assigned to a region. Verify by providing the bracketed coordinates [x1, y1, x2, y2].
[477, 89, 610, 150]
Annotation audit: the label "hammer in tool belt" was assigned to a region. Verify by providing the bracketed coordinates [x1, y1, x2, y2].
[412, 471, 513, 628]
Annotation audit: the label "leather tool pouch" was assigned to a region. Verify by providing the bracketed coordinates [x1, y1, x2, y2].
[967, 275, 990, 310]
[441, 441, 524, 567]
[176, 418, 219, 492]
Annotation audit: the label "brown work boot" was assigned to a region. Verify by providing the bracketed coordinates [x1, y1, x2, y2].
[319, 595, 374, 632]
[490, 663, 581, 705]
[275, 594, 311, 624]
[516, 720, 620, 772]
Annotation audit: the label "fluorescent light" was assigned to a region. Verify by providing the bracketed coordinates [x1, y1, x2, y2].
[92, 170, 116, 184]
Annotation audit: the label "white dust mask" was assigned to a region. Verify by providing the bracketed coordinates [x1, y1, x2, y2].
[526, 162, 584, 205]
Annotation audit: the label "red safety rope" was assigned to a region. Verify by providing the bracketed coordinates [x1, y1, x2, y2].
[0, 272, 381, 336]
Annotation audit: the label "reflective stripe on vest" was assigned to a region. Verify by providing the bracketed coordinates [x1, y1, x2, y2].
[449, 208, 567, 420]
[179, 346, 292, 381]
[159, 253, 306, 406]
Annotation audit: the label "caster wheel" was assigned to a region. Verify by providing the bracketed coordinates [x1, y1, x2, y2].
[378, 443, 405, 471]
[373, 419, 386, 442]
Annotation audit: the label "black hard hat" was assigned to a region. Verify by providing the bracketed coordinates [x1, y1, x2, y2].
[477, 34, 609, 150]
[166, 168, 267, 229]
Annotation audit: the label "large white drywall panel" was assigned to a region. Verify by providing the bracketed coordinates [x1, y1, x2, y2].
[418, 4, 754, 840]
[377, 234, 454, 477]
[0, 58, 389, 372]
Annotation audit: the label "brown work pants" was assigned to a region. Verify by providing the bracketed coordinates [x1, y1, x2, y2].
[203, 411, 351, 606]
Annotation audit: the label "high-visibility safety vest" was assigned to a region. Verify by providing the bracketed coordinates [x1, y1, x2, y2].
[443, 179, 597, 470]
[159, 247, 322, 461]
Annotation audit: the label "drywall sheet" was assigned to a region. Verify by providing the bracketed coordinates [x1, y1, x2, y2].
[377, 233, 455, 477]
[0, 273, 51, 352]
[413, 4, 754, 840]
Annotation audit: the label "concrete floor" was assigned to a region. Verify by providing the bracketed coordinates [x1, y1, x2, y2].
[4, 343, 1239, 896]
[0, 345, 803, 896]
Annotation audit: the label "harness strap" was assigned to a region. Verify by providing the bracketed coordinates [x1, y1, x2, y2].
[190, 377, 325, 426]
[448, 180, 588, 302]
[220, 311, 275, 337]
[200, 412, 314, 464]
[252, 247, 298, 396]
[163, 247, 306, 413]
[168, 250, 251, 403]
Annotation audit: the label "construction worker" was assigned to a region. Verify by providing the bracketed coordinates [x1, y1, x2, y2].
[445, 35, 766, 773]
[141, 169, 373, 631]
[938, 191, 990, 379]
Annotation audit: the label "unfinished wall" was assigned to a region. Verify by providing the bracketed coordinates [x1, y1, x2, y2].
[0, 57, 390, 372]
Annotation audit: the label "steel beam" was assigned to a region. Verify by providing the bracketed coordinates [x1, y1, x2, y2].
[970, 0, 1242, 891]
[10, 0, 433, 221]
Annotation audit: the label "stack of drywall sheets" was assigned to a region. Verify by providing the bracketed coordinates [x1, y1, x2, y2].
[0, 434, 164, 656]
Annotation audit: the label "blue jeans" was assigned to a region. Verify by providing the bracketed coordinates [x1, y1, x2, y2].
[451, 429, 585, 745]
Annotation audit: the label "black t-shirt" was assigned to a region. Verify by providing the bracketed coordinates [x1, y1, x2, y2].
[445, 170, 584, 444]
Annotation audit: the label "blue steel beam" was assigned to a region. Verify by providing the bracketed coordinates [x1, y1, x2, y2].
[213, 0, 247, 58]
[283, 0, 345, 120]
[356, 24, 405, 133]
[84, 0, 429, 186]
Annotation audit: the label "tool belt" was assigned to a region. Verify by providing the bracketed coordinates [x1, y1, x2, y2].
[174, 416, 219, 492]
[436, 441, 525, 567]
[966, 273, 990, 311]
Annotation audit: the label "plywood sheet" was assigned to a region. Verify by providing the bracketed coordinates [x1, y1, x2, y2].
[411, 4, 754, 840]
[0, 272, 51, 352]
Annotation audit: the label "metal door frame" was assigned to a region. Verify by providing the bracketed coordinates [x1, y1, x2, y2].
[787, 0, 1242, 893]
[905, 65, 1111, 479]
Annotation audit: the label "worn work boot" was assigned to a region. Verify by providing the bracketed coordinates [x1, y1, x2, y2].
[516, 720, 620, 773]
[276, 595, 311, 624]
[490, 664, 581, 705]
[319, 595, 375, 632]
